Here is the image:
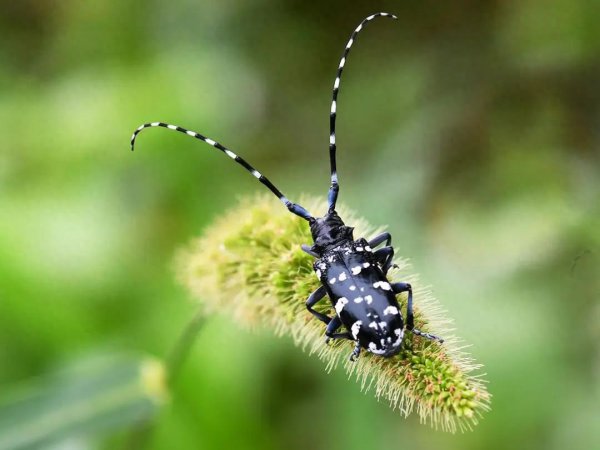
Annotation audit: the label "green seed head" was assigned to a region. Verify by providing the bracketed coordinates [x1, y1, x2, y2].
[176, 195, 490, 432]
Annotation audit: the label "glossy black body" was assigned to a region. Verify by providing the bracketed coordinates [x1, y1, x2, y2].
[309, 213, 405, 357]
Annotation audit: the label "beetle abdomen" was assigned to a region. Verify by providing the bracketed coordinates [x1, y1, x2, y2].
[313, 239, 405, 356]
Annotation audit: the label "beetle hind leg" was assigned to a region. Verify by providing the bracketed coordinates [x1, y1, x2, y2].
[324, 316, 352, 343]
[349, 342, 361, 361]
[392, 282, 444, 344]
[306, 286, 330, 324]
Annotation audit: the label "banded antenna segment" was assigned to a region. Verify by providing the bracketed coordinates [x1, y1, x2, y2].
[131, 122, 313, 221]
[327, 12, 398, 212]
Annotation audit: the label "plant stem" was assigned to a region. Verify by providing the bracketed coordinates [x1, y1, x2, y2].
[123, 308, 205, 449]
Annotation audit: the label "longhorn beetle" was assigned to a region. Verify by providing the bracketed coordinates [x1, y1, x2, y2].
[131, 12, 444, 361]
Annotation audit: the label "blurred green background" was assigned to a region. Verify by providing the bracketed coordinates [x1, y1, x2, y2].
[1, 1, 599, 449]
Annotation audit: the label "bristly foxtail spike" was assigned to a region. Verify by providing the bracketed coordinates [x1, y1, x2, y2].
[130, 122, 314, 221]
[327, 12, 398, 212]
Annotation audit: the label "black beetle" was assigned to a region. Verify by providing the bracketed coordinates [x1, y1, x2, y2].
[131, 12, 443, 360]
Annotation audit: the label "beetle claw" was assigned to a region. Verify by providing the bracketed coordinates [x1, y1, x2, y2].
[349, 343, 361, 362]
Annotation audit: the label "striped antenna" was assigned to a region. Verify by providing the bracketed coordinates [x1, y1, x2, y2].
[131, 122, 313, 221]
[327, 12, 398, 212]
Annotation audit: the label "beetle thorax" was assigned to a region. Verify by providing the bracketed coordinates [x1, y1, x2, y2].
[309, 211, 354, 253]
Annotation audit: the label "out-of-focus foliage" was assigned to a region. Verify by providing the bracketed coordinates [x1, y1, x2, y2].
[0, 355, 166, 450]
[0, 1, 598, 450]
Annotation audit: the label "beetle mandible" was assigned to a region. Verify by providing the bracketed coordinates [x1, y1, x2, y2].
[130, 12, 444, 361]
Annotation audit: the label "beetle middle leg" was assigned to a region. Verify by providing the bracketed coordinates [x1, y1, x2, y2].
[392, 282, 444, 344]
[306, 286, 330, 324]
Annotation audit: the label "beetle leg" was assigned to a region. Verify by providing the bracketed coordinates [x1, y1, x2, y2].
[368, 232, 392, 248]
[301, 244, 319, 258]
[373, 247, 397, 274]
[349, 342, 361, 361]
[305, 286, 330, 324]
[325, 316, 352, 343]
[392, 282, 444, 344]
[411, 328, 444, 343]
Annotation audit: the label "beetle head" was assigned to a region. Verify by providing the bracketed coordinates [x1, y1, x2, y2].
[309, 211, 354, 251]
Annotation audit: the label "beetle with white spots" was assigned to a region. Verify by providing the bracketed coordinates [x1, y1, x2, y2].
[130, 12, 443, 361]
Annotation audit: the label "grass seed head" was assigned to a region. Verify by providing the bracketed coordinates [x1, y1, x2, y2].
[176, 195, 490, 432]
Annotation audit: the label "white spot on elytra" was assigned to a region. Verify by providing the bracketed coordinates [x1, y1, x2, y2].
[369, 342, 385, 355]
[393, 328, 404, 346]
[354, 296, 363, 303]
[329, 277, 336, 284]
[373, 281, 392, 291]
[349, 285, 357, 291]
[369, 321, 378, 329]
[351, 266, 362, 275]
[384, 306, 399, 316]
[315, 269, 321, 278]
[363, 262, 370, 268]
[338, 273, 347, 282]
[364, 295, 373, 304]
[335, 297, 348, 314]
[351, 321, 362, 339]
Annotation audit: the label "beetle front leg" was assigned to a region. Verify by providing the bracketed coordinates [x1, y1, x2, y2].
[306, 286, 330, 324]
[301, 244, 319, 258]
[392, 282, 444, 344]
[368, 232, 392, 248]
[373, 247, 397, 275]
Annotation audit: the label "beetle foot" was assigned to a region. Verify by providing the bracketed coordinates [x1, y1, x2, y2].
[349, 344, 361, 362]
[413, 328, 444, 344]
